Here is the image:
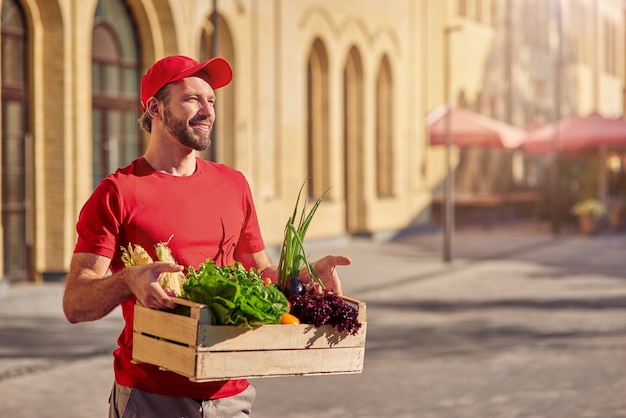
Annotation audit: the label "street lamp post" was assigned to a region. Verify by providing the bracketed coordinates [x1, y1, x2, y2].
[551, 0, 562, 236]
[443, 25, 462, 263]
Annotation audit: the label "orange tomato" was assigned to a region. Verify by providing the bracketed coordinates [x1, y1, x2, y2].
[280, 313, 301, 325]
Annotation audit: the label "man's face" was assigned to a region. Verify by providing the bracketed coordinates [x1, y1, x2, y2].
[161, 76, 216, 151]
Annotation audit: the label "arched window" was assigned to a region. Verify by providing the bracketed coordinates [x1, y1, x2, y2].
[307, 39, 330, 200]
[92, 0, 140, 187]
[344, 46, 364, 233]
[199, 13, 235, 166]
[375, 55, 394, 197]
[1, 0, 29, 280]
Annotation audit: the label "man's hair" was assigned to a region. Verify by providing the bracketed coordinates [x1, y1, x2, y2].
[138, 84, 172, 133]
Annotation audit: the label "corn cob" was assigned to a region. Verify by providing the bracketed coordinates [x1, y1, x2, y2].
[120, 240, 186, 297]
[120, 243, 153, 266]
[155, 240, 176, 263]
[155, 238, 187, 297]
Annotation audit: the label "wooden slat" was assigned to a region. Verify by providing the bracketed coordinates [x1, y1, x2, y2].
[133, 333, 197, 377]
[197, 323, 367, 350]
[192, 347, 365, 381]
[134, 305, 200, 345]
[135, 332, 365, 381]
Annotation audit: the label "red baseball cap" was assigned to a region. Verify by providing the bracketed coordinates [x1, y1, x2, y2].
[139, 55, 233, 110]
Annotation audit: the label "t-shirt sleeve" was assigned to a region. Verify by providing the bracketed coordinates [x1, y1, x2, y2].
[234, 174, 265, 256]
[74, 178, 122, 259]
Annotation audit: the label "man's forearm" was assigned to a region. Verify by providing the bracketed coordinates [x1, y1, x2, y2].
[63, 269, 133, 323]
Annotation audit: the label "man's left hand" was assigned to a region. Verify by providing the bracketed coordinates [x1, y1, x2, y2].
[302, 255, 351, 295]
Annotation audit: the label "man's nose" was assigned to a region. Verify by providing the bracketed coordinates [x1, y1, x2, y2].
[198, 99, 214, 118]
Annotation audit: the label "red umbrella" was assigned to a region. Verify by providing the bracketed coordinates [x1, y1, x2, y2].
[522, 112, 626, 205]
[522, 112, 626, 154]
[427, 106, 527, 263]
[428, 106, 526, 149]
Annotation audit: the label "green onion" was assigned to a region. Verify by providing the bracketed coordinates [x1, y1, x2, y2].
[276, 181, 330, 292]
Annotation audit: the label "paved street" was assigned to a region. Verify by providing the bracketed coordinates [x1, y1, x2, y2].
[1, 223, 625, 417]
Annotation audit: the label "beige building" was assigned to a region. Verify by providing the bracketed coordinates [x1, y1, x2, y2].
[1, 0, 624, 282]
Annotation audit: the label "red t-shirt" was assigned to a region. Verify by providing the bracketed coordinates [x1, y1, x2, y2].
[74, 157, 265, 399]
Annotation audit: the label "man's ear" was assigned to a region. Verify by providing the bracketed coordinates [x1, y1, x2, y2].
[146, 98, 161, 120]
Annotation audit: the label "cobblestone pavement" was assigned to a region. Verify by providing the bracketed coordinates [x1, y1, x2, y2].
[1, 223, 625, 418]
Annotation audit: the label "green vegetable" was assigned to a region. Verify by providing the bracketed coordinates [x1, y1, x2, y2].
[181, 260, 290, 328]
[276, 181, 329, 293]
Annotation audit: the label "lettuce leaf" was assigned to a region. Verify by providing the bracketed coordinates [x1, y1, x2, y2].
[181, 260, 289, 327]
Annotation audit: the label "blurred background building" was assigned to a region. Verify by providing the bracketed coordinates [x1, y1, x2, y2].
[1, 0, 625, 282]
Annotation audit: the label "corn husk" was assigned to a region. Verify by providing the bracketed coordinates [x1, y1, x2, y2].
[154, 237, 187, 296]
[121, 243, 153, 266]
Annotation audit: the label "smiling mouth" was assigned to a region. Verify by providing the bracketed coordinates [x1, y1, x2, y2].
[190, 121, 211, 131]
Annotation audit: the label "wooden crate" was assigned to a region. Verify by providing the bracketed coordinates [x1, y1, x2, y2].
[132, 296, 367, 382]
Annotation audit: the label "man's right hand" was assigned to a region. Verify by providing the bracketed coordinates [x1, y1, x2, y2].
[127, 262, 183, 311]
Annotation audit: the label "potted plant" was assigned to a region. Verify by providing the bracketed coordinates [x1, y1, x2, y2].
[570, 198, 606, 236]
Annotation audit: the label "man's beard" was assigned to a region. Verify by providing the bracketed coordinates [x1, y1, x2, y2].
[163, 108, 212, 151]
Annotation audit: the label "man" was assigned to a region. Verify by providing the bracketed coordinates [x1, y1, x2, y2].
[62, 55, 351, 417]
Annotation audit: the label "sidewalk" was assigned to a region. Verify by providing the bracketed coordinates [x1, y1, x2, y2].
[1, 222, 625, 417]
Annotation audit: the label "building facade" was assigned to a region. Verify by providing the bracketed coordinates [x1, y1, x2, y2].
[1, 0, 624, 282]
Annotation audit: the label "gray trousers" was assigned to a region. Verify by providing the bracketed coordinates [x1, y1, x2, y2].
[108, 382, 256, 418]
